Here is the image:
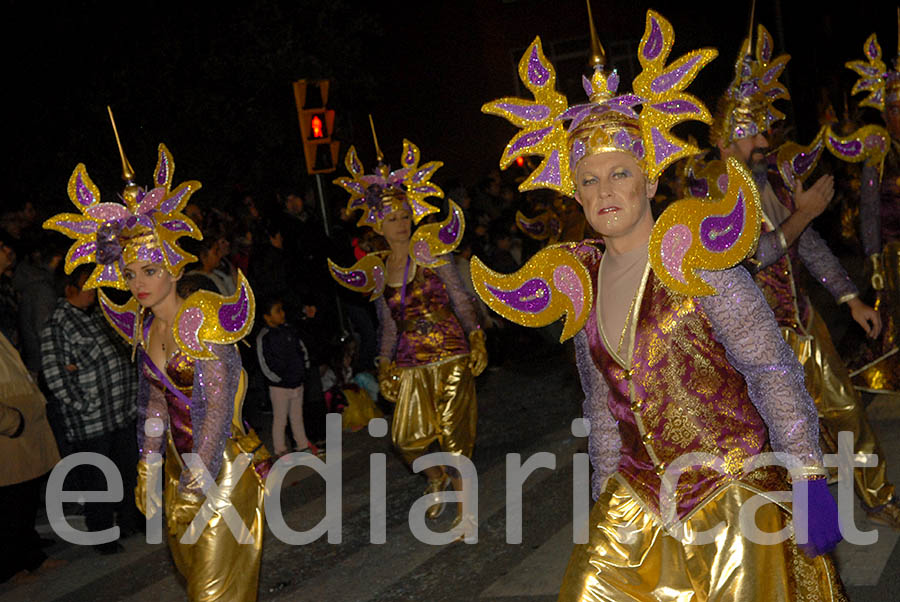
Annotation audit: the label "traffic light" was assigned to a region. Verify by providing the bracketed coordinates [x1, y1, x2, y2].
[293, 79, 340, 174]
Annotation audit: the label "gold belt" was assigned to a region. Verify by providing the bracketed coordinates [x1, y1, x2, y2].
[400, 307, 454, 332]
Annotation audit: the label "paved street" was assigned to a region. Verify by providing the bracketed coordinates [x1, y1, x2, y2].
[3, 342, 900, 601]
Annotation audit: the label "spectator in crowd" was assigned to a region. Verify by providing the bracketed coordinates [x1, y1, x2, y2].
[185, 237, 235, 296]
[249, 218, 289, 303]
[11, 229, 65, 373]
[0, 229, 19, 347]
[0, 331, 63, 585]
[39, 264, 140, 554]
[255, 296, 317, 455]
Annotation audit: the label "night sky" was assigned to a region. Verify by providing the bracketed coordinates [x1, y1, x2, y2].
[4, 0, 895, 219]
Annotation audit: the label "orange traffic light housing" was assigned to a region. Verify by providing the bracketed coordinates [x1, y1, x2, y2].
[293, 79, 340, 174]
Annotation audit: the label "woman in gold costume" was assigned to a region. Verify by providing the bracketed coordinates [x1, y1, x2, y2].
[328, 132, 486, 532]
[45, 130, 269, 601]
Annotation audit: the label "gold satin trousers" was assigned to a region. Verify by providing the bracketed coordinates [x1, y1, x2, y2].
[558, 478, 847, 602]
[782, 309, 895, 509]
[165, 434, 266, 601]
[391, 355, 477, 465]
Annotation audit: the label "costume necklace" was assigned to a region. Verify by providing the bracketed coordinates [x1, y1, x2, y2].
[616, 286, 641, 357]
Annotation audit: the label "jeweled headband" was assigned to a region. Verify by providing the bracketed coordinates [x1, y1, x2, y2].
[710, 24, 790, 146]
[482, 10, 717, 193]
[44, 142, 201, 290]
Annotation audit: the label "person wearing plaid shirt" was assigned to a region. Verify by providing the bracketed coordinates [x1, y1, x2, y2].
[39, 265, 140, 553]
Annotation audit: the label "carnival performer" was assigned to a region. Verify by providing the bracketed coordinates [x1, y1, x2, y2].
[477, 9, 846, 600]
[328, 124, 487, 530]
[44, 113, 269, 601]
[707, 23, 900, 528]
[844, 24, 900, 401]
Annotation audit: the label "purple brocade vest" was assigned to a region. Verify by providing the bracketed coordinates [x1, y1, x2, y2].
[585, 263, 786, 520]
[754, 174, 811, 331]
[385, 266, 470, 367]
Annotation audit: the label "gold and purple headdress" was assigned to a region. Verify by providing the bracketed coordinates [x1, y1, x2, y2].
[334, 125, 444, 232]
[710, 23, 790, 146]
[472, 10, 764, 340]
[483, 10, 716, 193]
[44, 112, 202, 291]
[328, 129, 465, 299]
[846, 24, 900, 112]
[43, 110, 255, 359]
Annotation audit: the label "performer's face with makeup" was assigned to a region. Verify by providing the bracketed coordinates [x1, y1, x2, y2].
[380, 205, 412, 244]
[124, 260, 177, 308]
[574, 151, 657, 244]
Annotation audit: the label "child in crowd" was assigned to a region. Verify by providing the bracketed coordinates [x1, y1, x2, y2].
[255, 297, 317, 455]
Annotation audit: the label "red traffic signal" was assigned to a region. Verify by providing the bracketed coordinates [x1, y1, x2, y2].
[293, 79, 340, 174]
[311, 114, 324, 138]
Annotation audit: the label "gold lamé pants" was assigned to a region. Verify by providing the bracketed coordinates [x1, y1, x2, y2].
[782, 309, 895, 509]
[391, 355, 477, 465]
[851, 240, 900, 398]
[165, 433, 266, 601]
[559, 477, 847, 602]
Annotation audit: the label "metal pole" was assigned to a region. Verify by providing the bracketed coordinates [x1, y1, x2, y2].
[315, 173, 348, 339]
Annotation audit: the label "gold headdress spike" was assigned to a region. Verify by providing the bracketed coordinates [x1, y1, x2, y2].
[586, 0, 606, 73]
[368, 114, 385, 165]
[107, 106, 135, 183]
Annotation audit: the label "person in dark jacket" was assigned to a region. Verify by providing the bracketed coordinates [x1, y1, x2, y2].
[255, 297, 316, 455]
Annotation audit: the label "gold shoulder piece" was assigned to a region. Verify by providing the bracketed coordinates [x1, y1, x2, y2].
[471, 243, 594, 342]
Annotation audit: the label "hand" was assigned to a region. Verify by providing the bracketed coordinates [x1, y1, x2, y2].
[134, 460, 162, 519]
[167, 493, 203, 536]
[377, 360, 401, 403]
[848, 297, 882, 338]
[792, 477, 841, 557]
[794, 175, 834, 220]
[467, 330, 488, 377]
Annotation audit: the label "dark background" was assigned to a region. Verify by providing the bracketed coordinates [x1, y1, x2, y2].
[4, 0, 895, 215]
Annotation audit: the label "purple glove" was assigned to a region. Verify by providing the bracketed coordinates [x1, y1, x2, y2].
[792, 478, 842, 557]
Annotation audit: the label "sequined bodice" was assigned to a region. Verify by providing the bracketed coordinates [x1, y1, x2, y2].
[144, 350, 196, 455]
[385, 266, 469, 367]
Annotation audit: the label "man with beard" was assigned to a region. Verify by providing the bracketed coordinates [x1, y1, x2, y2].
[713, 24, 899, 528]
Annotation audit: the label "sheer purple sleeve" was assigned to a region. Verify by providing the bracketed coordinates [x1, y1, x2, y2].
[796, 227, 859, 303]
[181, 343, 239, 496]
[697, 267, 823, 470]
[859, 163, 882, 257]
[136, 363, 168, 460]
[752, 229, 788, 271]
[374, 296, 398, 363]
[435, 261, 480, 334]
[573, 329, 620, 500]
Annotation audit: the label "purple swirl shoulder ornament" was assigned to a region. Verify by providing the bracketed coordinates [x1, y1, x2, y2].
[470, 244, 594, 342]
[649, 158, 761, 297]
[327, 253, 387, 301]
[408, 199, 466, 268]
[97, 290, 141, 347]
[171, 270, 256, 360]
